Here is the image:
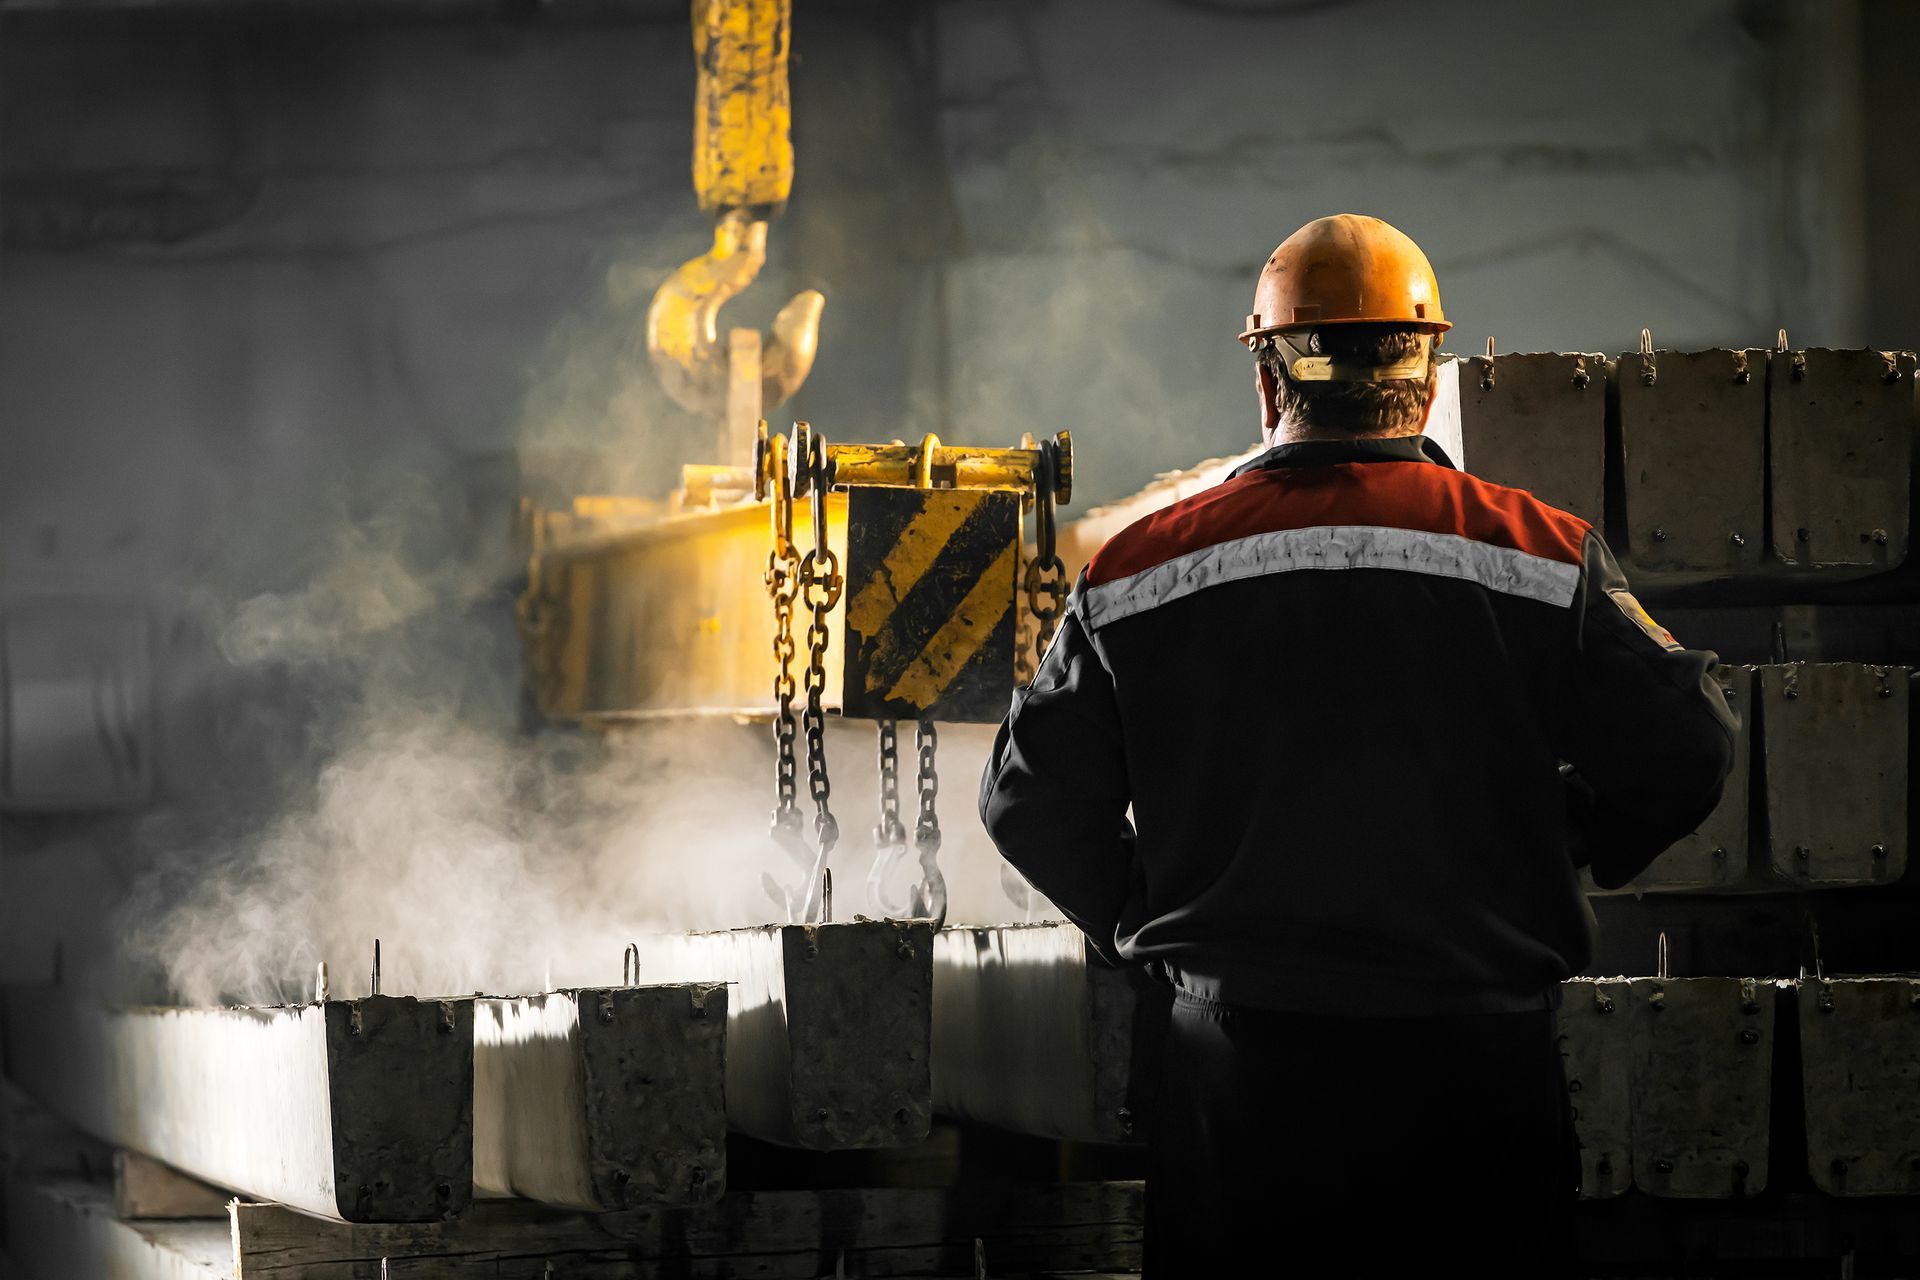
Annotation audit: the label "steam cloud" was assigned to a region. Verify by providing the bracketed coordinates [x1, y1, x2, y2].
[121, 258, 1051, 1009]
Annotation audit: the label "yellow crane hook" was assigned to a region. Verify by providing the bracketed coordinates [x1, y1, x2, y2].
[646, 207, 824, 418]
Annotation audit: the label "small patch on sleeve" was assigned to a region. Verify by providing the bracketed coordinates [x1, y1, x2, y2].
[1608, 588, 1680, 650]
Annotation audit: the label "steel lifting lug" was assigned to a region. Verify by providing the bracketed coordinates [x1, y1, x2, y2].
[1639, 328, 1657, 386]
[644, 207, 825, 417]
[1480, 336, 1496, 392]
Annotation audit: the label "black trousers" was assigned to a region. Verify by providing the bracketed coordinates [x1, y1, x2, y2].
[1145, 991, 1578, 1278]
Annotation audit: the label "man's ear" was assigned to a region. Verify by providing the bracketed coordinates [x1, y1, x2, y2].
[1416, 365, 1440, 431]
[1256, 361, 1280, 438]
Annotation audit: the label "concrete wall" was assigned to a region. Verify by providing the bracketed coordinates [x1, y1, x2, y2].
[932, 0, 1873, 503]
[0, 0, 1893, 986]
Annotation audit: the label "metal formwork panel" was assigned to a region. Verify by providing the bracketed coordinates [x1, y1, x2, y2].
[1629, 977, 1772, 1198]
[1769, 348, 1916, 571]
[1559, 979, 1633, 1199]
[1632, 665, 1753, 891]
[1457, 352, 1607, 526]
[1800, 978, 1920, 1196]
[1759, 663, 1909, 886]
[1617, 348, 1766, 575]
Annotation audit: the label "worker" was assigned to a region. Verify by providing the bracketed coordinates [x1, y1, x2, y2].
[979, 214, 1737, 1275]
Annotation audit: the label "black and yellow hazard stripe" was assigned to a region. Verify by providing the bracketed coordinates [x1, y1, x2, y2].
[841, 486, 1021, 723]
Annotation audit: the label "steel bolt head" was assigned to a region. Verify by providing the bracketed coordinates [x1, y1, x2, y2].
[1796, 845, 1811, 860]
[1872, 844, 1888, 858]
[1651, 528, 1668, 542]
[1654, 1159, 1675, 1175]
[1729, 532, 1746, 547]
[1739, 1028, 1760, 1044]
[1796, 527, 1811, 542]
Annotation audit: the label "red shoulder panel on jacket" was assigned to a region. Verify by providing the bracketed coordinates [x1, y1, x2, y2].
[1085, 461, 1590, 586]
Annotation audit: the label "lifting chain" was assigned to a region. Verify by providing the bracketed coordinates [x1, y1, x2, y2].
[875, 719, 907, 850]
[911, 718, 946, 926]
[763, 431, 812, 914]
[866, 719, 911, 918]
[1023, 436, 1069, 666]
[1013, 533, 1035, 686]
[795, 428, 843, 924]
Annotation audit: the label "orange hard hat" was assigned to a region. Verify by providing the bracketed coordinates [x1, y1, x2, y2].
[1240, 214, 1449, 341]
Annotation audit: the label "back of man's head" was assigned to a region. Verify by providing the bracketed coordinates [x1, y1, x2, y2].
[1256, 323, 1436, 439]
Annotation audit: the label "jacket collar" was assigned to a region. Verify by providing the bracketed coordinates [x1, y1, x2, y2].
[1227, 434, 1456, 480]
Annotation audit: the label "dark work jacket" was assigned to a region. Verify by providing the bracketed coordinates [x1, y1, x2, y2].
[979, 435, 1738, 1016]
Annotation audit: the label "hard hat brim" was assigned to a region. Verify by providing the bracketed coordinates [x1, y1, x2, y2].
[1239, 315, 1453, 346]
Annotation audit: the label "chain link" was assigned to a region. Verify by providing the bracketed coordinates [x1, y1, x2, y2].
[1023, 437, 1068, 664]
[911, 718, 947, 926]
[875, 719, 906, 848]
[798, 542, 844, 919]
[865, 719, 912, 918]
[766, 547, 802, 842]
[1013, 531, 1036, 686]
[1025, 553, 1067, 658]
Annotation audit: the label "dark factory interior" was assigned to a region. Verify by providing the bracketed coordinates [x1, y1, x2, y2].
[4, 1, 1920, 1276]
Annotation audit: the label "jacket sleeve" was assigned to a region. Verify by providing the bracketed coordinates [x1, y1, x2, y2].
[1559, 531, 1739, 889]
[978, 605, 1134, 960]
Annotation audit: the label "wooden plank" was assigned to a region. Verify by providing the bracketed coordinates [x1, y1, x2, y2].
[630, 922, 932, 1149]
[0, 987, 473, 1222]
[231, 1181, 1144, 1279]
[932, 923, 1155, 1144]
[4, 1173, 227, 1280]
[114, 1150, 229, 1220]
[473, 983, 727, 1210]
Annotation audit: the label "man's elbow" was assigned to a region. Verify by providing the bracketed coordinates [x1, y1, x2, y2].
[1586, 718, 1737, 889]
